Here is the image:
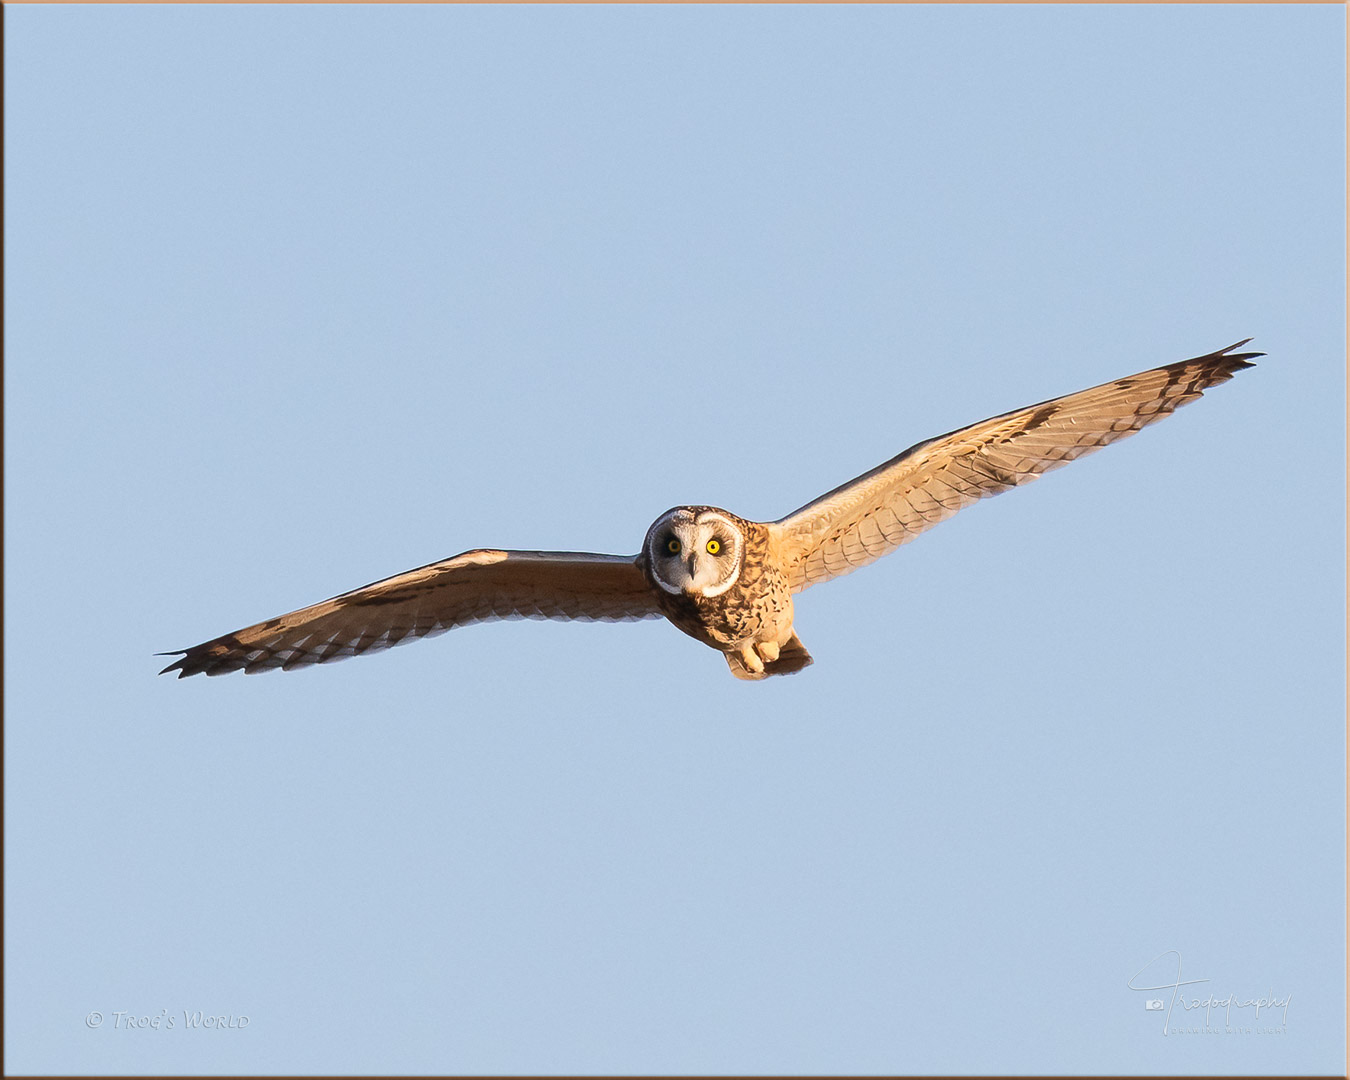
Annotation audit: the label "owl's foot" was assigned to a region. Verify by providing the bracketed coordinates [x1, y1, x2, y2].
[723, 635, 813, 681]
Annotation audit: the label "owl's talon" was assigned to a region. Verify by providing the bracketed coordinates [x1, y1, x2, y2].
[738, 644, 765, 674]
[756, 640, 780, 664]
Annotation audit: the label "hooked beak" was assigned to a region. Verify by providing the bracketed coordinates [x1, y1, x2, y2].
[683, 554, 701, 593]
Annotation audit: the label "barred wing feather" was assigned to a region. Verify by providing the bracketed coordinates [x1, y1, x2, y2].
[772, 341, 1260, 592]
[159, 550, 660, 677]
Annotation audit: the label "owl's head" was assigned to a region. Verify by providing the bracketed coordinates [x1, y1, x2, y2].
[643, 506, 745, 598]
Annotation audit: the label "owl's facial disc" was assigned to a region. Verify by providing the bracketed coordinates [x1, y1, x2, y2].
[645, 508, 743, 598]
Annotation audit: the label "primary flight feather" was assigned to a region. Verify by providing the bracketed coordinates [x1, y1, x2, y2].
[161, 341, 1258, 681]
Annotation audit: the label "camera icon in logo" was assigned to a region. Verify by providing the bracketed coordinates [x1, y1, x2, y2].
[1145, 999, 1165, 1011]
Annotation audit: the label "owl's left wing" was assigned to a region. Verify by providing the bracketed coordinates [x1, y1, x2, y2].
[772, 341, 1259, 592]
[159, 549, 661, 677]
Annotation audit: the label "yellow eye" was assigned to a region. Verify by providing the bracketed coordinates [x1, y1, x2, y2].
[706, 539, 721, 555]
[666, 538, 681, 554]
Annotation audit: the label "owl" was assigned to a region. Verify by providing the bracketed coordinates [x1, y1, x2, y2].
[161, 341, 1258, 681]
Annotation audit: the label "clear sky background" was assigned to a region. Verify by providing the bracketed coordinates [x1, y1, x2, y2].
[5, 5, 1344, 1075]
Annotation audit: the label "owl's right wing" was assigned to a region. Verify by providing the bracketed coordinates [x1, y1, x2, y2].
[159, 549, 661, 677]
[771, 341, 1259, 592]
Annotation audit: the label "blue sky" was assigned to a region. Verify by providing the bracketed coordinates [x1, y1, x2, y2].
[5, 4, 1344, 1074]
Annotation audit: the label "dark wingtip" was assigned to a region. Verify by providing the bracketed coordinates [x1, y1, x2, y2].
[157, 654, 188, 677]
[157, 649, 205, 678]
[1215, 338, 1264, 366]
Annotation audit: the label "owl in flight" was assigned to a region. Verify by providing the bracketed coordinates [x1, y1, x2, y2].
[161, 341, 1258, 681]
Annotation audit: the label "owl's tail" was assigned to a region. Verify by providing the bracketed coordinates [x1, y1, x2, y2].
[724, 634, 814, 681]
